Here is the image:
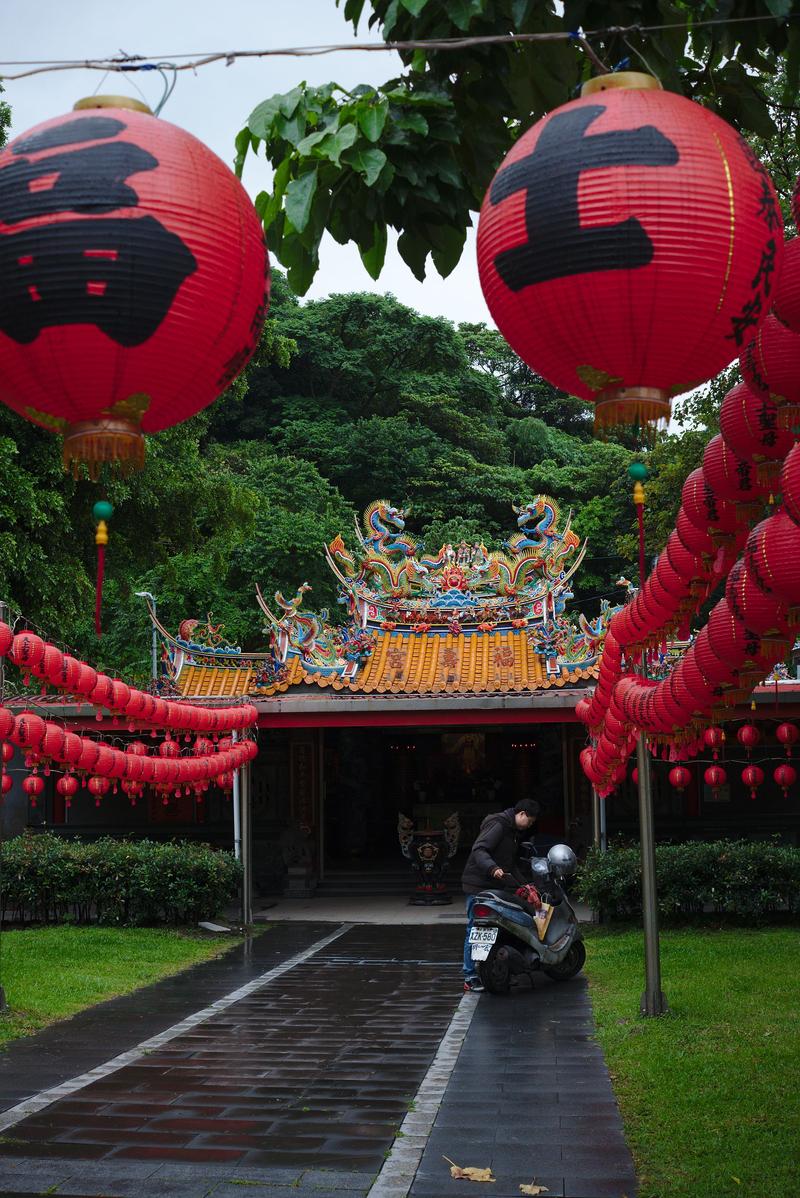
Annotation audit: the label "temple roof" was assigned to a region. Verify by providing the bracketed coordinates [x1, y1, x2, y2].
[175, 628, 600, 700]
[154, 498, 614, 705]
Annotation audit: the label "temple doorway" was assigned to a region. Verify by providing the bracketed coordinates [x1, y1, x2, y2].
[321, 723, 569, 873]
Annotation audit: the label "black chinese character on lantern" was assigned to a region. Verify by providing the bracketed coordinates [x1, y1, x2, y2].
[0, 115, 197, 346]
[489, 105, 679, 291]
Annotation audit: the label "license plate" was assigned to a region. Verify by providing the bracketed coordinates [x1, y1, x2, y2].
[468, 927, 497, 945]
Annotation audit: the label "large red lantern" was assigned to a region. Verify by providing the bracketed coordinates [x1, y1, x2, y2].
[23, 774, 45, 805]
[740, 313, 800, 430]
[772, 237, 800, 333]
[736, 724, 761, 753]
[719, 381, 793, 481]
[0, 97, 269, 475]
[477, 72, 782, 434]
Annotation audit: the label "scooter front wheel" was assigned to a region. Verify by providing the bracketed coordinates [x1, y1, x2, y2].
[543, 939, 586, 981]
[478, 944, 511, 994]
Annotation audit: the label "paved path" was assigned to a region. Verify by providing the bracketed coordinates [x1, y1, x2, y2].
[0, 923, 636, 1198]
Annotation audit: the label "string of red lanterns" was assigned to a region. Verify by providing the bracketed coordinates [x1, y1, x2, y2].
[0, 622, 257, 733]
[577, 222, 800, 796]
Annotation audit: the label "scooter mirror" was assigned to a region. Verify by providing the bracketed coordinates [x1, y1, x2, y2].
[519, 840, 536, 859]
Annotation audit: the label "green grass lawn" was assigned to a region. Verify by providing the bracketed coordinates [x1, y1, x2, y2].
[0, 925, 242, 1044]
[584, 925, 800, 1198]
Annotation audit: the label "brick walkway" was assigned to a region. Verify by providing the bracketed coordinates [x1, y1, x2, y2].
[0, 922, 637, 1198]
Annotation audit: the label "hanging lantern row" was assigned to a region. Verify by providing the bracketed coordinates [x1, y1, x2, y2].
[0, 704, 257, 808]
[0, 622, 257, 734]
[477, 71, 782, 434]
[576, 226, 800, 795]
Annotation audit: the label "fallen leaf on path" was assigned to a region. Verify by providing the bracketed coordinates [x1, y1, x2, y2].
[519, 1183, 549, 1195]
[732, 1178, 742, 1185]
[443, 1155, 496, 1182]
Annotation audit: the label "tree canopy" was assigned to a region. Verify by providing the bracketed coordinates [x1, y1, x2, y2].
[237, 0, 800, 293]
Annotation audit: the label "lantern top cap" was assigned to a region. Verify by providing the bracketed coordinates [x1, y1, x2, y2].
[73, 95, 153, 115]
[581, 71, 662, 97]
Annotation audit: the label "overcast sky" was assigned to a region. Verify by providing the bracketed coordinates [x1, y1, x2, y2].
[2, 0, 491, 326]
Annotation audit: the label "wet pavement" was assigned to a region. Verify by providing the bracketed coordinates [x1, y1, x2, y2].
[0, 922, 637, 1198]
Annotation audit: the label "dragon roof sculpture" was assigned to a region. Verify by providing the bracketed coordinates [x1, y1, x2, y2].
[157, 498, 617, 697]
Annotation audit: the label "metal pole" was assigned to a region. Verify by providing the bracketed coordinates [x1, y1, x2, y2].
[0, 601, 8, 1012]
[240, 760, 253, 926]
[317, 729, 325, 883]
[591, 786, 601, 849]
[151, 614, 158, 687]
[599, 794, 607, 853]
[636, 734, 668, 1016]
[232, 730, 241, 862]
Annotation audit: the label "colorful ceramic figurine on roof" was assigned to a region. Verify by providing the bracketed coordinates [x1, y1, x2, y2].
[154, 498, 617, 698]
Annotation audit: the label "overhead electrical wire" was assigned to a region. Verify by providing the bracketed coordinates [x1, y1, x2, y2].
[0, 11, 795, 82]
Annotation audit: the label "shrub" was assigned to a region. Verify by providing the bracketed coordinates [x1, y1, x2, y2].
[0, 833, 241, 926]
[576, 839, 800, 921]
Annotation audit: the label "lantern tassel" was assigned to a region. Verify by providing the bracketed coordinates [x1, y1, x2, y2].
[95, 520, 108, 637]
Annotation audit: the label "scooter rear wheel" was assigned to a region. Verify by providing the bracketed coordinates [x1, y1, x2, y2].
[478, 944, 511, 994]
[543, 939, 586, 981]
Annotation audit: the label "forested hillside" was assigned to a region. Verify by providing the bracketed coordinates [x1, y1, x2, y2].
[1, 267, 695, 682]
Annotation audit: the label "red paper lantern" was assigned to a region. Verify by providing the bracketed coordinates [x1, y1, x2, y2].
[87, 775, 110, 804]
[74, 664, 98, 696]
[13, 711, 47, 751]
[2, 742, 13, 764]
[703, 727, 725, 758]
[127, 740, 149, 756]
[62, 733, 83, 765]
[681, 469, 740, 538]
[56, 774, 79, 802]
[704, 764, 727, 794]
[726, 560, 788, 639]
[0, 707, 13, 740]
[776, 722, 798, 756]
[0, 622, 12, 657]
[1, 772, 12, 795]
[40, 723, 66, 763]
[741, 313, 800, 430]
[676, 508, 716, 558]
[159, 739, 180, 759]
[76, 740, 100, 773]
[9, 632, 45, 672]
[774, 762, 797, 796]
[719, 381, 793, 479]
[23, 773, 45, 805]
[701, 434, 766, 510]
[745, 511, 800, 623]
[0, 99, 269, 475]
[477, 73, 781, 433]
[48, 652, 82, 693]
[742, 764, 764, 800]
[669, 765, 691, 792]
[772, 236, 800, 333]
[34, 644, 64, 683]
[736, 723, 761, 753]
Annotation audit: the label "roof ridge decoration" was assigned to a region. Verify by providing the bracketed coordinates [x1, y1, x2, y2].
[159, 498, 621, 698]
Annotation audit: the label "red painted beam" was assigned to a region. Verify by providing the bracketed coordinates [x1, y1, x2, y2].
[257, 707, 578, 729]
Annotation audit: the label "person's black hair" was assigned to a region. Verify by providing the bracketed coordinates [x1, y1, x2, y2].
[515, 798, 540, 818]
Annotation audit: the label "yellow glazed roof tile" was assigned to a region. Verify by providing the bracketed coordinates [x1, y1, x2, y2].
[175, 631, 598, 699]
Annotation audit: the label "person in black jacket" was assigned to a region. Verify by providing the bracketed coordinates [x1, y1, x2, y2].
[461, 798, 540, 992]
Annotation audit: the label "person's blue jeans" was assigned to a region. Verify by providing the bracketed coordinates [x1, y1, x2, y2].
[463, 894, 478, 978]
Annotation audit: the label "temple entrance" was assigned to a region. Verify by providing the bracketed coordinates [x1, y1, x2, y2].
[321, 723, 570, 875]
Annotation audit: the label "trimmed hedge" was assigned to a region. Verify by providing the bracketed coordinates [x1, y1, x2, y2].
[1, 833, 242, 926]
[576, 839, 800, 920]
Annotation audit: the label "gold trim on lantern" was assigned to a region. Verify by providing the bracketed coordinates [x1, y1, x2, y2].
[776, 401, 800, 433]
[62, 418, 146, 481]
[711, 131, 735, 315]
[73, 95, 153, 115]
[581, 72, 662, 96]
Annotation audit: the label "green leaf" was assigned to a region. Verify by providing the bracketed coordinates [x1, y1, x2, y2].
[278, 85, 305, 118]
[393, 111, 429, 135]
[400, 0, 430, 14]
[285, 169, 318, 234]
[316, 123, 358, 165]
[359, 222, 388, 279]
[428, 223, 467, 278]
[357, 96, 389, 143]
[341, 0, 367, 27]
[341, 145, 388, 186]
[398, 229, 429, 281]
[275, 110, 307, 147]
[296, 128, 330, 156]
[247, 96, 283, 140]
[233, 127, 253, 179]
[258, 158, 292, 229]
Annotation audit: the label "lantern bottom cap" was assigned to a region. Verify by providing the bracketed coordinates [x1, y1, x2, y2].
[594, 387, 670, 436]
[63, 418, 145, 480]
